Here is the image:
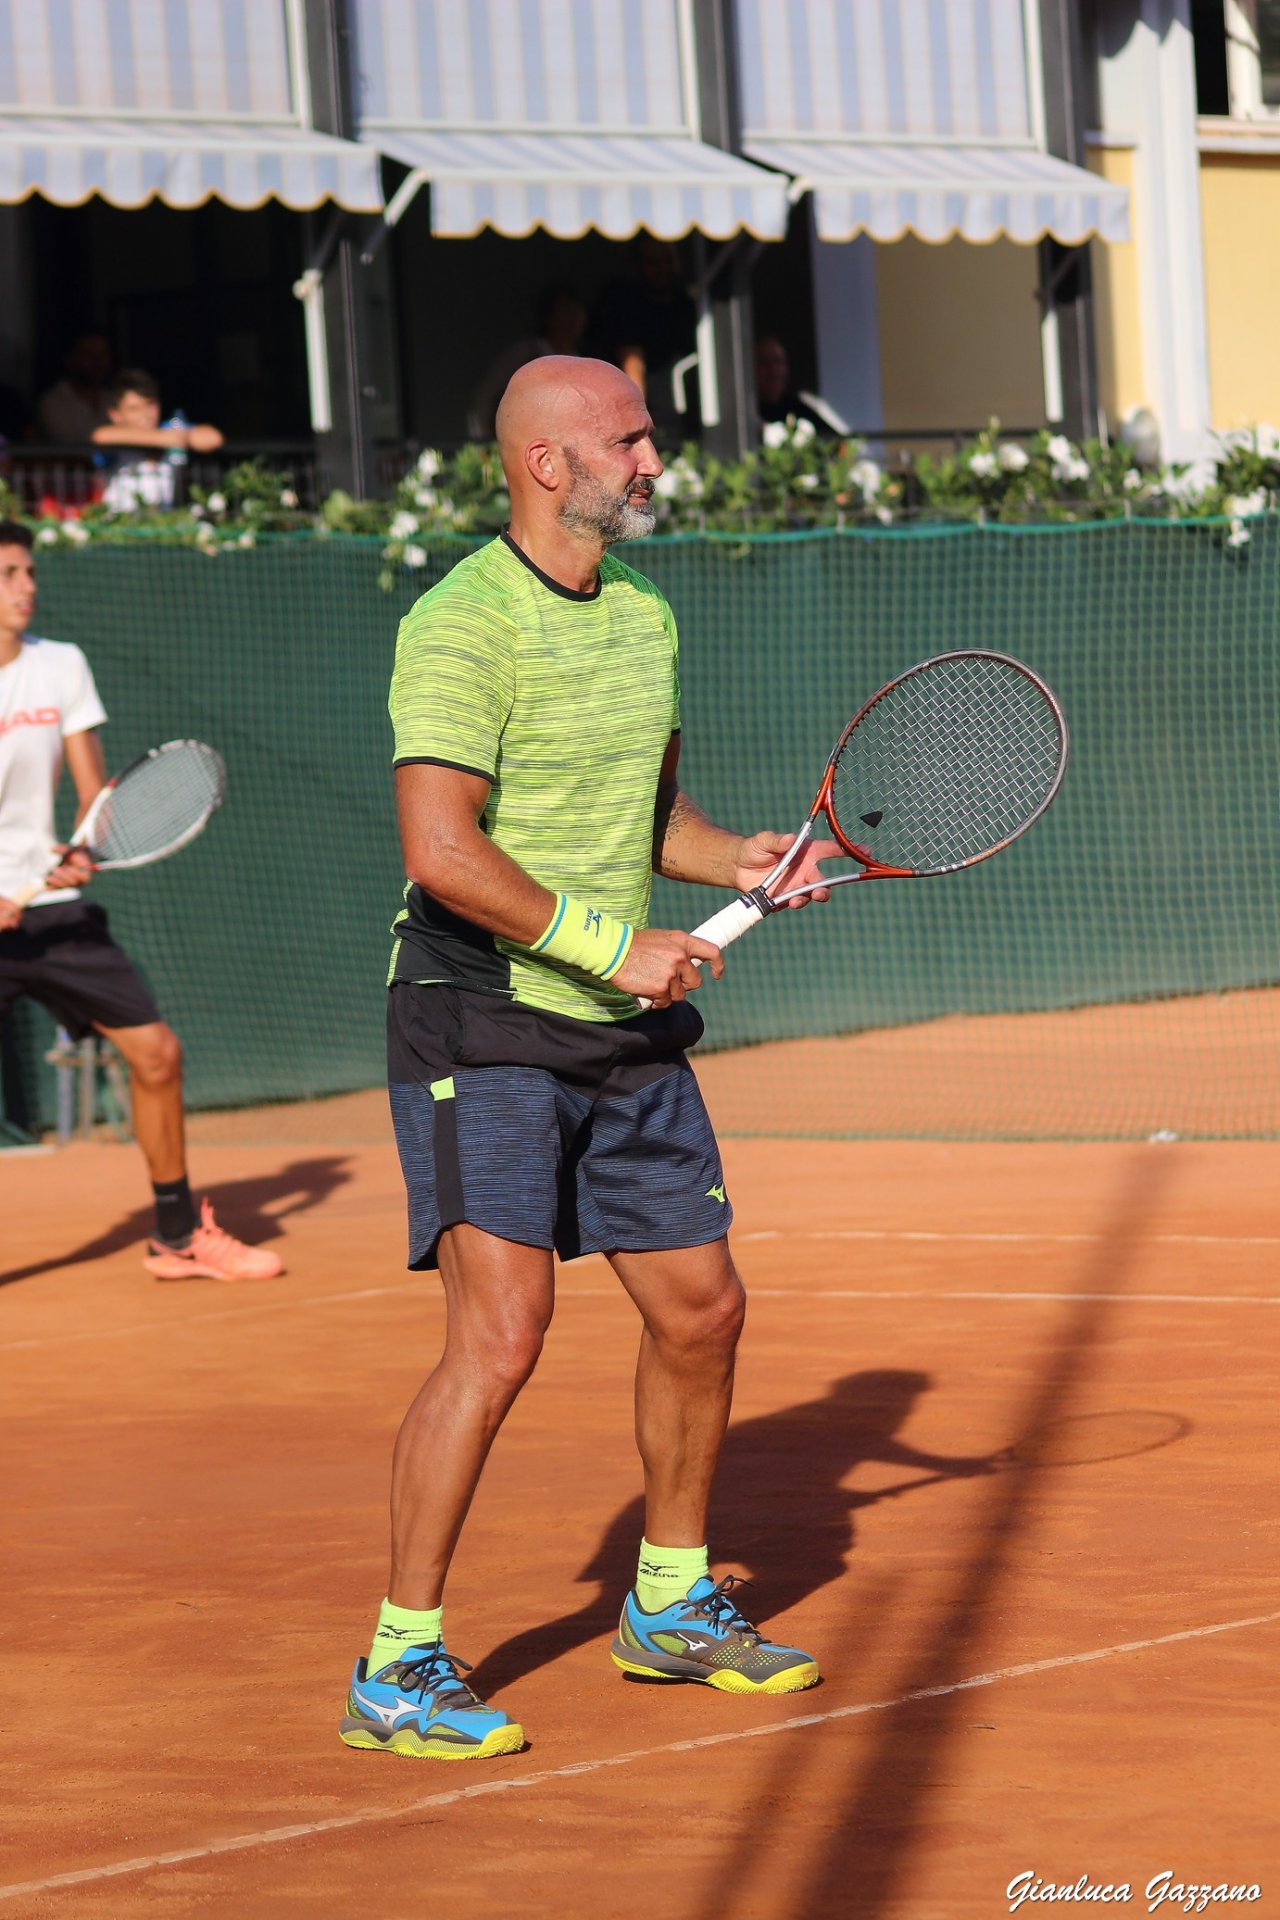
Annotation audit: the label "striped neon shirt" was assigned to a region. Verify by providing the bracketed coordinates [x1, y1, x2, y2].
[388, 532, 680, 1022]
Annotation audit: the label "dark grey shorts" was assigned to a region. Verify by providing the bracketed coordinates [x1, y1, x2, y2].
[387, 983, 732, 1270]
[0, 901, 161, 1039]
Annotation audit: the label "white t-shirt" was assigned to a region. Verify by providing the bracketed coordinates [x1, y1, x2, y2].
[0, 636, 108, 909]
[101, 451, 176, 511]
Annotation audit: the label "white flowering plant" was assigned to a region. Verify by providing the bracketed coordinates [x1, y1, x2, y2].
[6, 416, 1277, 563]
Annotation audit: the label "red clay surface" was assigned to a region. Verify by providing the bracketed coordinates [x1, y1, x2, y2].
[3, 1126, 1278, 1918]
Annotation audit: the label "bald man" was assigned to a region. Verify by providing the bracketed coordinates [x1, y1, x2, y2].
[341, 358, 835, 1761]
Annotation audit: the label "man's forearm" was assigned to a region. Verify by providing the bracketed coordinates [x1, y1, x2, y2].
[407, 820, 556, 946]
[652, 784, 745, 888]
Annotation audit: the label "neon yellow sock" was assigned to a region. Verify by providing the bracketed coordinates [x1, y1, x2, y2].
[368, 1599, 444, 1674]
[635, 1539, 710, 1612]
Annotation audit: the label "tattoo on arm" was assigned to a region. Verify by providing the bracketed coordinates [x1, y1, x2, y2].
[653, 783, 715, 879]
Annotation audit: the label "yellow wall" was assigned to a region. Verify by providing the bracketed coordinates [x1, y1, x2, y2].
[875, 236, 1046, 433]
[1087, 146, 1143, 426]
[1200, 152, 1280, 428]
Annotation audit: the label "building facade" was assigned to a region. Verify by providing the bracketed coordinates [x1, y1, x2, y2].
[0, 3, 1263, 489]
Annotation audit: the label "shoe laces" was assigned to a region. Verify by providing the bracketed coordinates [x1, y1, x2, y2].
[192, 1199, 238, 1257]
[394, 1642, 486, 1710]
[680, 1574, 760, 1643]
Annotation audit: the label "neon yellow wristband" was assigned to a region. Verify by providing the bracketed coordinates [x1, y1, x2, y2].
[530, 893, 634, 981]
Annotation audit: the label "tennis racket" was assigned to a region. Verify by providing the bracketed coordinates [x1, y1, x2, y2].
[11, 738, 226, 910]
[643, 650, 1067, 1003]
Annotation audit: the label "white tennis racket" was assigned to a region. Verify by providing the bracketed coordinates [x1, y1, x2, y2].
[11, 738, 226, 910]
[641, 650, 1067, 1005]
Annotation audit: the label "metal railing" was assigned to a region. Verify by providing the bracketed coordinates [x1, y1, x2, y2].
[2, 427, 1047, 518]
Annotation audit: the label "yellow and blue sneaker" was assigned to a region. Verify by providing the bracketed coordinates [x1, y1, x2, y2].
[339, 1642, 524, 1760]
[610, 1574, 820, 1695]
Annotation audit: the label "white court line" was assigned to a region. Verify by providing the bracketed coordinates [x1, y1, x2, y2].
[6, 1275, 1278, 1356]
[562, 1289, 1280, 1306]
[735, 1229, 1280, 1247]
[3, 1608, 1278, 1904]
[0, 1282, 421, 1353]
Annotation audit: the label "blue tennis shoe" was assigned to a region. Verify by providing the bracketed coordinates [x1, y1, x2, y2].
[611, 1574, 820, 1694]
[339, 1642, 524, 1759]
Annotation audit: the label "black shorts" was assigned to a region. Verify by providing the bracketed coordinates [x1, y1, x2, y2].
[0, 901, 162, 1039]
[387, 983, 732, 1270]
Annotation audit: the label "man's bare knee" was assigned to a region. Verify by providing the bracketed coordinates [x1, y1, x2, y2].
[652, 1270, 746, 1357]
[112, 1022, 183, 1091]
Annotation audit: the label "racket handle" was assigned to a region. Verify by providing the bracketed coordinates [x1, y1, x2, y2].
[7, 833, 90, 912]
[688, 890, 771, 951]
[634, 890, 770, 1011]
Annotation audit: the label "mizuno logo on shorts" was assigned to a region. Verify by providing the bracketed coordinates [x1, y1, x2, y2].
[705, 1183, 726, 1203]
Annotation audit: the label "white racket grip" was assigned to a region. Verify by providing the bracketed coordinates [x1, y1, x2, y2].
[6, 876, 47, 911]
[6, 825, 91, 912]
[688, 892, 770, 951]
[634, 891, 770, 1011]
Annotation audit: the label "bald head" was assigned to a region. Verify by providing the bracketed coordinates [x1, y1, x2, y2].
[496, 356, 643, 472]
[497, 355, 663, 553]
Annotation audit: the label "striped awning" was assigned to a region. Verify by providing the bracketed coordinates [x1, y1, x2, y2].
[0, 116, 381, 210]
[749, 136, 1130, 244]
[0, 0, 382, 211]
[370, 126, 785, 240]
[352, 0, 788, 241]
[735, 0, 1131, 245]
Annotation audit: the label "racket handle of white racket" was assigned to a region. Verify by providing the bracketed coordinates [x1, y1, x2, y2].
[634, 891, 769, 1011]
[7, 830, 91, 912]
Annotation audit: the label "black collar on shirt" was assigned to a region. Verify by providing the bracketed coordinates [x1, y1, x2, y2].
[500, 528, 602, 603]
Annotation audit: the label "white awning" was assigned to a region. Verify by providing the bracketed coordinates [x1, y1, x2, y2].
[735, 0, 1131, 245]
[743, 136, 1131, 244]
[352, 0, 787, 241]
[0, 116, 382, 211]
[371, 126, 786, 240]
[0, 2, 381, 212]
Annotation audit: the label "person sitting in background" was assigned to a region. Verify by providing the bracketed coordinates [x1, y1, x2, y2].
[91, 371, 223, 511]
[36, 332, 114, 444]
[755, 334, 848, 438]
[588, 237, 697, 437]
[467, 285, 588, 441]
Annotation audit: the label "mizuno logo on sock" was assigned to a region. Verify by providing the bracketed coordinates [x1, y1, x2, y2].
[638, 1560, 677, 1578]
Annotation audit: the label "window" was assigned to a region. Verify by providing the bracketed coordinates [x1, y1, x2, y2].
[1259, 0, 1280, 103]
[1193, 0, 1280, 116]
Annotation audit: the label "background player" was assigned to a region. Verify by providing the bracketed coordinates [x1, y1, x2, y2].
[340, 358, 837, 1762]
[0, 517, 282, 1283]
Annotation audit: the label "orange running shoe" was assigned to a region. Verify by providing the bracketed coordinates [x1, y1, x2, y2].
[142, 1198, 284, 1282]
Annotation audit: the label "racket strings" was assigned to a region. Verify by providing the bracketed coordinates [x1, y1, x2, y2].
[90, 744, 225, 866]
[830, 655, 1064, 874]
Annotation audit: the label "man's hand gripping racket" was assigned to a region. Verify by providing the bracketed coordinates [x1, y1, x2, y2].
[637, 650, 1068, 1009]
[7, 739, 226, 912]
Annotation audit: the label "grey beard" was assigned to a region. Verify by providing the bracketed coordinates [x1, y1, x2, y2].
[560, 449, 656, 543]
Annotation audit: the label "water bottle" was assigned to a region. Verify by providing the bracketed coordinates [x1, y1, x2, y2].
[164, 408, 190, 469]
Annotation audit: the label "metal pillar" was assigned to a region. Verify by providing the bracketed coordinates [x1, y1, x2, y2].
[1037, 0, 1102, 439]
[690, 0, 758, 458]
[301, 0, 377, 496]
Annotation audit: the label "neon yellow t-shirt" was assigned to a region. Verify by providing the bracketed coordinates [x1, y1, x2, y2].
[388, 532, 680, 1022]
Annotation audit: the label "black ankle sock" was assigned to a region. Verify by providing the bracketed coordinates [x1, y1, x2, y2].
[153, 1177, 197, 1245]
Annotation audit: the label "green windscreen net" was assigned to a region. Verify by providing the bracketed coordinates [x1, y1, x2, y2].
[2, 521, 1278, 1142]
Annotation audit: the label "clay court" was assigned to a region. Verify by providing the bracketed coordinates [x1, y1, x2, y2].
[3, 1026, 1278, 1920]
